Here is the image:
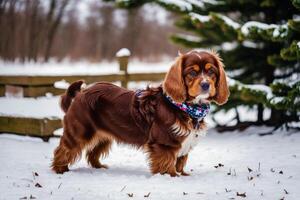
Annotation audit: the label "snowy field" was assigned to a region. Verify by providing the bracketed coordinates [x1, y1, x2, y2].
[0, 60, 299, 199]
[0, 129, 299, 200]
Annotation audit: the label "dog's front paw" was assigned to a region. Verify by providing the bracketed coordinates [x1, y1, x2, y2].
[161, 170, 180, 177]
[52, 165, 69, 174]
[92, 163, 109, 169]
[169, 172, 180, 177]
[180, 171, 190, 176]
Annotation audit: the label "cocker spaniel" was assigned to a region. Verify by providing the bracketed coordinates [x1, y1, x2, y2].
[52, 50, 229, 177]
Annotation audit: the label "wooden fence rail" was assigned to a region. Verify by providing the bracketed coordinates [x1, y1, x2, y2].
[0, 116, 62, 141]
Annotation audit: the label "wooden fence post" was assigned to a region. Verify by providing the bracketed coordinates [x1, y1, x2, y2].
[0, 85, 5, 96]
[116, 48, 131, 88]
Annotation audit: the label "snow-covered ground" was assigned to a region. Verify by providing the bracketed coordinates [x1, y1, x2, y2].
[0, 96, 63, 119]
[0, 60, 299, 199]
[0, 129, 299, 200]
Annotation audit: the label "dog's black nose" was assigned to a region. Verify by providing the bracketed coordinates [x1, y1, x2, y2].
[201, 82, 210, 91]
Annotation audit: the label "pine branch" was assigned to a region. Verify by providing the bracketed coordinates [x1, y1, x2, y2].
[240, 21, 290, 42]
[280, 40, 300, 61]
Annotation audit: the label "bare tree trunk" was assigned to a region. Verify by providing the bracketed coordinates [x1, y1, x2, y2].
[44, 0, 69, 62]
[99, 4, 114, 60]
[0, 0, 9, 57]
[4, 0, 17, 60]
[28, 0, 41, 61]
[121, 8, 143, 57]
[257, 103, 264, 124]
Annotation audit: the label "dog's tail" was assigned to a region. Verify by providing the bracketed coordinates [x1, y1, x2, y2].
[61, 80, 85, 113]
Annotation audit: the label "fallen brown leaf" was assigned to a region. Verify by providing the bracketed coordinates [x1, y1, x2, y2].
[127, 193, 133, 197]
[144, 192, 151, 198]
[35, 183, 42, 188]
[270, 168, 275, 173]
[236, 192, 246, 198]
[225, 188, 232, 193]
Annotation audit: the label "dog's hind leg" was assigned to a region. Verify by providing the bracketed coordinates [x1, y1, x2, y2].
[85, 138, 112, 169]
[52, 116, 95, 174]
[51, 132, 83, 174]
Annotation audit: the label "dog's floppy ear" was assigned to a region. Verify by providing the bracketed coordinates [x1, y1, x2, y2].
[209, 50, 230, 105]
[163, 55, 186, 103]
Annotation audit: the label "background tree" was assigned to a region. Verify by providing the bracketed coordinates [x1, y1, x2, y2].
[108, 0, 300, 132]
[0, 1, 183, 62]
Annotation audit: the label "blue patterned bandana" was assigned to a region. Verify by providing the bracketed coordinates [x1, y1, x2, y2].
[165, 95, 210, 122]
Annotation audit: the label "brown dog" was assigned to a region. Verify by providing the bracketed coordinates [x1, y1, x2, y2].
[51, 50, 229, 176]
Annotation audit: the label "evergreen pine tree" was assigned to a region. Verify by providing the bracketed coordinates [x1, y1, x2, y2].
[108, 0, 300, 131]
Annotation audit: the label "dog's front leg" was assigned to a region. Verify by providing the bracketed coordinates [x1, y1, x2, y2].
[176, 154, 190, 176]
[146, 143, 179, 177]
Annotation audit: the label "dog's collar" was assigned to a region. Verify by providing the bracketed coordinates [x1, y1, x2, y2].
[164, 94, 210, 123]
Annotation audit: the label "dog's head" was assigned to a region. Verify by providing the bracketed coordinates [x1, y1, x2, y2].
[163, 50, 230, 105]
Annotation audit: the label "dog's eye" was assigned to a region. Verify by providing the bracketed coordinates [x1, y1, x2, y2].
[189, 70, 197, 77]
[207, 68, 214, 76]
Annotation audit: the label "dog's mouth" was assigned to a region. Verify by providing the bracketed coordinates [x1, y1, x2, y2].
[190, 93, 210, 104]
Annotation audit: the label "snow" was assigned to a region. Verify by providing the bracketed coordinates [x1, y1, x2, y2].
[190, 12, 210, 22]
[270, 97, 285, 105]
[228, 78, 273, 99]
[294, 97, 300, 104]
[227, 78, 300, 110]
[219, 14, 240, 29]
[185, 0, 220, 8]
[293, 15, 300, 20]
[0, 59, 171, 76]
[185, 0, 205, 8]
[242, 40, 263, 49]
[158, 0, 193, 12]
[221, 42, 238, 51]
[212, 106, 271, 126]
[241, 21, 288, 38]
[273, 71, 300, 86]
[0, 60, 299, 199]
[0, 96, 64, 119]
[116, 48, 131, 57]
[0, 129, 299, 199]
[191, 13, 240, 29]
[245, 84, 273, 99]
[54, 80, 70, 89]
[201, 0, 220, 5]
[174, 33, 201, 42]
[273, 28, 280, 37]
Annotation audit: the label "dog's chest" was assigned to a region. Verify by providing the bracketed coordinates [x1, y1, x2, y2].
[177, 129, 206, 157]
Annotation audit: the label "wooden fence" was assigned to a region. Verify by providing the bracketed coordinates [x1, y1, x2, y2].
[0, 56, 165, 97]
[0, 54, 167, 140]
